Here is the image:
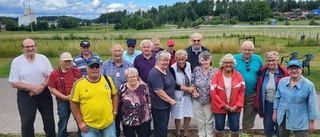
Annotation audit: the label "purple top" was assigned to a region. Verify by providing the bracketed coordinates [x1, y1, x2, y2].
[148, 67, 175, 109]
[133, 53, 156, 83]
[192, 66, 218, 104]
[119, 82, 151, 126]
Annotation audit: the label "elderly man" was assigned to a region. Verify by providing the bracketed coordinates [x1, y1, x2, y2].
[48, 52, 82, 137]
[101, 44, 133, 137]
[151, 37, 164, 53]
[185, 33, 210, 71]
[73, 40, 102, 76]
[133, 39, 156, 136]
[70, 56, 118, 137]
[122, 38, 142, 64]
[9, 38, 55, 137]
[134, 39, 156, 83]
[234, 41, 263, 137]
[166, 39, 176, 66]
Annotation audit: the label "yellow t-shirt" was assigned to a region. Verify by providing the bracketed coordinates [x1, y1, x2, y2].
[70, 76, 117, 129]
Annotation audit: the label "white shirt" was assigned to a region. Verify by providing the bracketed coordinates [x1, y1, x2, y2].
[9, 53, 53, 85]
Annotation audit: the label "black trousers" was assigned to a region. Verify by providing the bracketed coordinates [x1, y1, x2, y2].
[123, 122, 149, 137]
[17, 87, 55, 137]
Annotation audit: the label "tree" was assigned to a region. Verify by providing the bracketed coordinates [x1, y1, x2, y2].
[57, 17, 79, 29]
[37, 20, 49, 31]
[2, 19, 18, 31]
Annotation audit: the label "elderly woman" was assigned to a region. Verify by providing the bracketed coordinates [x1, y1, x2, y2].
[210, 54, 245, 137]
[254, 51, 289, 137]
[191, 51, 218, 137]
[169, 50, 198, 137]
[147, 51, 176, 137]
[273, 60, 318, 137]
[118, 68, 151, 137]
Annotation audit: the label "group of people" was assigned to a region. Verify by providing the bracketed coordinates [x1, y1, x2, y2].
[8, 32, 318, 137]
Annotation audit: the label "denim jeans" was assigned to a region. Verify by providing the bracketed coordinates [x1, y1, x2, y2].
[81, 121, 116, 137]
[264, 101, 279, 136]
[214, 112, 240, 133]
[57, 100, 71, 137]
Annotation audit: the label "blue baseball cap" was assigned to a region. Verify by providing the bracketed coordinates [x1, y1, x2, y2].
[86, 56, 101, 66]
[126, 38, 136, 45]
[287, 59, 302, 68]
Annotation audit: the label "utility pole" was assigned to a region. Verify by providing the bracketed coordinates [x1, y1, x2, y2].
[28, 0, 33, 32]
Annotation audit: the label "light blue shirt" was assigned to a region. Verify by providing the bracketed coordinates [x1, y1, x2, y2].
[122, 50, 142, 64]
[234, 53, 263, 96]
[100, 58, 133, 90]
[274, 76, 319, 130]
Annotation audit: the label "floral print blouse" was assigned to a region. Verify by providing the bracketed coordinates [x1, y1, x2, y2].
[119, 82, 151, 126]
[192, 66, 218, 104]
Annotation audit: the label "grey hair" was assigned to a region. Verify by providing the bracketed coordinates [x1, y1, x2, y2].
[264, 51, 279, 61]
[241, 40, 255, 49]
[190, 33, 202, 41]
[175, 50, 188, 60]
[111, 44, 123, 52]
[124, 67, 139, 78]
[156, 51, 171, 63]
[219, 53, 237, 67]
[198, 51, 212, 63]
[140, 40, 153, 48]
[151, 37, 160, 44]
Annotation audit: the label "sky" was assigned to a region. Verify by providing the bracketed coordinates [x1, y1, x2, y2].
[0, 0, 187, 20]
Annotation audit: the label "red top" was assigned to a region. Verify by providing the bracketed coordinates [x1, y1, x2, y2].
[210, 68, 245, 114]
[48, 67, 82, 100]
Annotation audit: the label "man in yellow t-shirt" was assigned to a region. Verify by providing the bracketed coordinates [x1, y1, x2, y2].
[70, 56, 118, 137]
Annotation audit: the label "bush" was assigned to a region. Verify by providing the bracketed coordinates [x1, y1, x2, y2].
[309, 19, 319, 25]
[284, 21, 289, 25]
[249, 21, 254, 25]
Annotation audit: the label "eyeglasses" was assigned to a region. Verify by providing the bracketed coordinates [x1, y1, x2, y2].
[127, 76, 137, 79]
[23, 45, 35, 49]
[168, 45, 174, 47]
[242, 49, 253, 52]
[89, 64, 100, 69]
[128, 45, 135, 48]
[288, 67, 301, 71]
[246, 62, 250, 72]
[223, 62, 234, 65]
[266, 60, 277, 62]
[193, 40, 201, 43]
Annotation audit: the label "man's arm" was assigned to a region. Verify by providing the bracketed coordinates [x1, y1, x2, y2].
[70, 100, 88, 133]
[112, 93, 119, 119]
[50, 88, 69, 101]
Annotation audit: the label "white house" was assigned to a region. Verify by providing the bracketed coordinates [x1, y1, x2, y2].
[18, 8, 37, 26]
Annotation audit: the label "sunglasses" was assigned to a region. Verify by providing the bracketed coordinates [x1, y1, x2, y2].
[168, 45, 174, 47]
[128, 45, 135, 48]
[89, 64, 100, 69]
[246, 62, 250, 72]
[193, 40, 201, 42]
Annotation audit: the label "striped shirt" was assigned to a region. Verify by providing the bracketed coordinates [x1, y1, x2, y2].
[73, 53, 101, 76]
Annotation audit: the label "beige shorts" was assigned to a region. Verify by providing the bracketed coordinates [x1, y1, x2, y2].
[242, 94, 257, 129]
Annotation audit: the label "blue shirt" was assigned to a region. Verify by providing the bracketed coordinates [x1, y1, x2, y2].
[122, 50, 142, 64]
[234, 53, 263, 96]
[100, 58, 133, 90]
[148, 67, 175, 109]
[73, 53, 101, 76]
[274, 76, 319, 130]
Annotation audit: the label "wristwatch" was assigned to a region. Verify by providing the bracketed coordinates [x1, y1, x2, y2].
[113, 112, 117, 115]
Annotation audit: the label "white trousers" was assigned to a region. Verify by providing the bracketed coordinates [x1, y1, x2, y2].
[193, 100, 214, 137]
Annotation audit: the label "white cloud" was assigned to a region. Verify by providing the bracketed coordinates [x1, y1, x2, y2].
[92, 0, 100, 7]
[44, 0, 69, 8]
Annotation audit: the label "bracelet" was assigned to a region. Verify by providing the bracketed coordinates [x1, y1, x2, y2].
[113, 112, 117, 115]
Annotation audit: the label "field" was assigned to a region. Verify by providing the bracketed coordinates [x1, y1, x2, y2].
[1, 25, 320, 90]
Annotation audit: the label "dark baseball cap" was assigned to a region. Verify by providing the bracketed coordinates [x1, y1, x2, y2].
[126, 38, 136, 45]
[80, 40, 90, 47]
[86, 56, 101, 66]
